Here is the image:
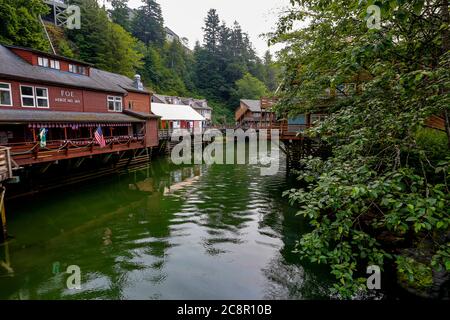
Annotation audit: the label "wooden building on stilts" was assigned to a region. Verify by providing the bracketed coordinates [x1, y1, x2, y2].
[0, 44, 161, 211]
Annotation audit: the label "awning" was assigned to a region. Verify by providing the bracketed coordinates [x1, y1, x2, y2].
[0, 109, 145, 124]
[151, 103, 205, 121]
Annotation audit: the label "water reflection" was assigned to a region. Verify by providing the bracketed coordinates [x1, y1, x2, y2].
[0, 153, 331, 299]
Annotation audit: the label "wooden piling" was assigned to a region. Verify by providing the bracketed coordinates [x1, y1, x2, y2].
[0, 186, 7, 242]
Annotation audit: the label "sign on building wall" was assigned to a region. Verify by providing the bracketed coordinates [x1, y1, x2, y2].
[54, 90, 81, 104]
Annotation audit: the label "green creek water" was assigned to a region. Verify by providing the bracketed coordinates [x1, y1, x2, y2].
[0, 151, 334, 300]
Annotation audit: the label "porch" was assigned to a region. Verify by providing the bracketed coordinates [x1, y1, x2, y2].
[0, 109, 149, 166]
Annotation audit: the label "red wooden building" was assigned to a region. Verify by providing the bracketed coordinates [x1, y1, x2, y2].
[0, 45, 159, 167]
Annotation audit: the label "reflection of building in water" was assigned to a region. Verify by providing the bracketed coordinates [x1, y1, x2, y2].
[164, 175, 200, 196]
[129, 165, 202, 196]
[0, 242, 13, 275]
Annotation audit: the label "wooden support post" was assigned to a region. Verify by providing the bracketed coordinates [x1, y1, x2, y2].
[0, 186, 7, 242]
[32, 128, 37, 142]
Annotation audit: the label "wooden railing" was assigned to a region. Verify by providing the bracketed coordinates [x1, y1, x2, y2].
[159, 128, 212, 140]
[6, 135, 146, 165]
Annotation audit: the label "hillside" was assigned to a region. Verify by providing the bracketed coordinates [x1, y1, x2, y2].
[0, 0, 280, 124]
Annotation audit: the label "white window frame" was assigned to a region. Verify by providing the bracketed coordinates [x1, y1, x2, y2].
[69, 64, 87, 75]
[0, 82, 13, 107]
[107, 96, 122, 112]
[35, 87, 49, 109]
[20, 85, 35, 108]
[38, 57, 49, 68]
[50, 60, 60, 70]
[20, 85, 50, 108]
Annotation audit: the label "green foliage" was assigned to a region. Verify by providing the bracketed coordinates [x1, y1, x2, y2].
[67, 0, 142, 78]
[131, 0, 165, 46]
[0, 0, 274, 124]
[415, 128, 449, 160]
[195, 10, 272, 113]
[0, 0, 50, 50]
[263, 51, 280, 93]
[275, 0, 450, 298]
[44, 22, 76, 58]
[397, 256, 433, 290]
[234, 73, 268, 100]
[109, 0, 131, 32]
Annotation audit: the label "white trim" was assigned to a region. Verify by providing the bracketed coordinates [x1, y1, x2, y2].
[107, 96, 123, 112]
[50, 59, 60, 70]
[35, 87, 50, 109]
[38, 57, 49, 68]
[20, 85, 35, 108]
[0, 82, 13, 107]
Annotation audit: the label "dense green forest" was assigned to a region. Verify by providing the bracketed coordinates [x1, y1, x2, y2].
[0, 0, 280, 123]
[274, 0, 450, 298]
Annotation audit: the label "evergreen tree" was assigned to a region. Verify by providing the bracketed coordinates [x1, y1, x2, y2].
[194, 9, 272, 113]
[202, 9, 220, 53]
[131, 0, 165, 46]
[67, 0, 142, 77]
[262, 51, 279, 92]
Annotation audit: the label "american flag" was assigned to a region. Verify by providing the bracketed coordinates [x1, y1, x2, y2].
[94, 126, 106, 148]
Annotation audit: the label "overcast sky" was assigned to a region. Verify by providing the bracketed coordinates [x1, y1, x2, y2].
[126, 0, 292, 57]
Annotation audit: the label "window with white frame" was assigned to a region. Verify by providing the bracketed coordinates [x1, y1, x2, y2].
[38, 57, 49, 68]
[0, 83, 12, 106]
[20, 85, 35, 107]
[20, 85, 49, 108]
[35, 87, 49, 108]
[50, 59, 60, 70]
[39, 57, 60, 70]
[108, 96, 122, 112]
[69, 64, 87, 75]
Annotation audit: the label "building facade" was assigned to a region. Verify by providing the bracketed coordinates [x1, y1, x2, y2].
[235, 99, 276, 129]
[0, 45, 159, 166]
[152, 94, 212, 127]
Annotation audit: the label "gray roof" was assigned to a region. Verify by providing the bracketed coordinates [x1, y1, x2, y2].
[0, 109, 145, 123]
[241, 99, 261, 112]
[123, 109, 160, 119]
[152, 94, 212, 110]
[0, 45, 149, 94]
[192, 100, 212, 110]
[165, 27, 179, 38]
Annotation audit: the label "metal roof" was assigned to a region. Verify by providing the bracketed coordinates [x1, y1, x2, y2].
[0, 109, 145, 123]
[0, 45, 150, 94]
[123, 109, 160, 119]
[152, 94, 212, 110]
[151, 103, 205, 121]
[241, 99, 261, 112]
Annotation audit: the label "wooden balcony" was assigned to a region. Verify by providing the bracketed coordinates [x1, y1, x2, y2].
[7, 135, 147, 166]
